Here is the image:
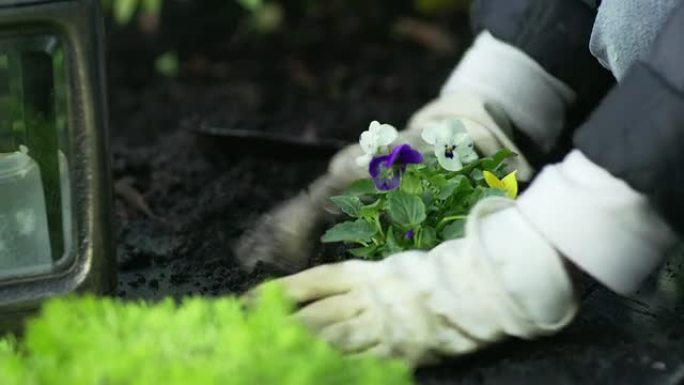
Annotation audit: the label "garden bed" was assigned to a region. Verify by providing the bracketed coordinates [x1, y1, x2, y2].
[108, 4, 684, 384]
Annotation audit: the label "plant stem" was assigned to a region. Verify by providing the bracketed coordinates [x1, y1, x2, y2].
[374, 215, 385, 238]
[436, 215, 467, 231]
[414, 227, 422, 248]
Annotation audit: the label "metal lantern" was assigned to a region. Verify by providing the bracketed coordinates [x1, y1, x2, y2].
[0, 0, 115, 332]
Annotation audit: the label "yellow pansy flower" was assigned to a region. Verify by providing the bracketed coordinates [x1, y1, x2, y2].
[483, 170, 518, 198]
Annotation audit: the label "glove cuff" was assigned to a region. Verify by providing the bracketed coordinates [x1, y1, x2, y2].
[442, 31, 575, 153]
[518, 150, 679, 294]
[409, 198, 577, 353]
[475, 198, 578, 332]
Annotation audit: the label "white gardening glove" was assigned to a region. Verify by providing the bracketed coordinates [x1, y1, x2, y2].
[234, 30, 574, 273]
[268, 198, 578, 367]
[262, 149, 679, 366]
[518, 150, 679, 294]
[234, 131, 425, 273]
[407, 31, 577, 182]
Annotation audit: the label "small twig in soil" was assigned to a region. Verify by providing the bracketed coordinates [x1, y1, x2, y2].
[114, 177, 170, 226]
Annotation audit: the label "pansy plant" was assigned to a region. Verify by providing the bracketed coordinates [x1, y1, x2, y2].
[322, 118, 520, 260]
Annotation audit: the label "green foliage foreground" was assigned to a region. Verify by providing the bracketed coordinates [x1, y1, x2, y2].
[0, 284, 413, 385]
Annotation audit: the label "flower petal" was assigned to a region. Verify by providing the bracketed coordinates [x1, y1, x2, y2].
[377, 173, 401, 191]
[359, 131, 377, 155]
[435, 145, 463, 171]
[483, 170, 503, 189]
[421, 122, 441, 145]
[368, 120, 381, 134]
[501, 170, 519, 198]
[396, 145, 424, 165]
[453, 132, 472, 147]
[456, 144, 478, 164]
[369, 155, 401, 191]
[368, 155, 388, 179]
[376, 124, 398, 146]
[385, 144, 424, 168]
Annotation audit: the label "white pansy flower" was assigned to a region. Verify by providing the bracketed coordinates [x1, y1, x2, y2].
[355, 120, 399, 166]
[421, 118, 478, 171]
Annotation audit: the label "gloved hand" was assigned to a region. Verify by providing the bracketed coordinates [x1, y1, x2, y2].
[234, 127, 426, 272]
[234, 31, 573, 273]
[252, 148, 678, 366]
[261, 197, 578, 366]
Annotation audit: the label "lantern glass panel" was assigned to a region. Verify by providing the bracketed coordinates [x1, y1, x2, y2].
[0, 31, 74, 280]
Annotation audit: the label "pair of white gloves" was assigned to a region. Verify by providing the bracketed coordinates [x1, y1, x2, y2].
[237, 32, 678, 367]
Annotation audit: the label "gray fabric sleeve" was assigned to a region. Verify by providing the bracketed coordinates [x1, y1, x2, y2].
[589, 0, 681, 80]
[469, 0, 614, 165]
[575, 1, 684, 236]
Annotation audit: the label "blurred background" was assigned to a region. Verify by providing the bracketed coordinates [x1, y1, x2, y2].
[106, 0, 472, 147]
[109, 0, 473, 298]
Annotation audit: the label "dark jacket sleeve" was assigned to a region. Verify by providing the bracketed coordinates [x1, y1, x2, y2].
[470, 0, 614, 164]
[574, 2, 684, 236]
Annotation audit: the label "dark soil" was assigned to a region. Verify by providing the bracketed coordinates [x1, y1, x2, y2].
[110, 2, 467, 299]
[109, 4, 684, 384]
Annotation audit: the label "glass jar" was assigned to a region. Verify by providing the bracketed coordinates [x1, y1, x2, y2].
[0, 146, 52, 277]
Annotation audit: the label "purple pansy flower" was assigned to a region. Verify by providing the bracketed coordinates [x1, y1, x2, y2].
[404, 229, 415, 240]
[369, 144, 423, 191]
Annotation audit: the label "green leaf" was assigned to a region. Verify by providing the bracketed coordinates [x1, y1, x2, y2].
[380, 246, 399, 258]
[419, 226, 437, 249]
[427, 174, 448, 189]
[388, 191, 426, 227]
[437, 175, 470, 200]
[423, 153, 439, 168]
[400, 173, 422, 194]
[142, 0, 162, 14]
[344, 179, 377, 196]
[483, 187, 507, 198]
[113, 0, 139, 24]
[480, 148, 516, 171]
[385, 227, 403, 254]
[155, 51, 179, 77]
[349, 245, 379, 259]
[359, 199, 383, 218]
[330, 195, 362, 218]
[470, 186, 507, 203]
[441, 219, 466, 240]
[252, 3, 284, 33]
[321, 220, 377, 243]
[236, 0, 264, 12]
[470, 168, 484, 183]
[421, 191, 434, 209]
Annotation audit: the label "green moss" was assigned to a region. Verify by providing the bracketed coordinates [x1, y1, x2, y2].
[0, 284, 413, 385]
